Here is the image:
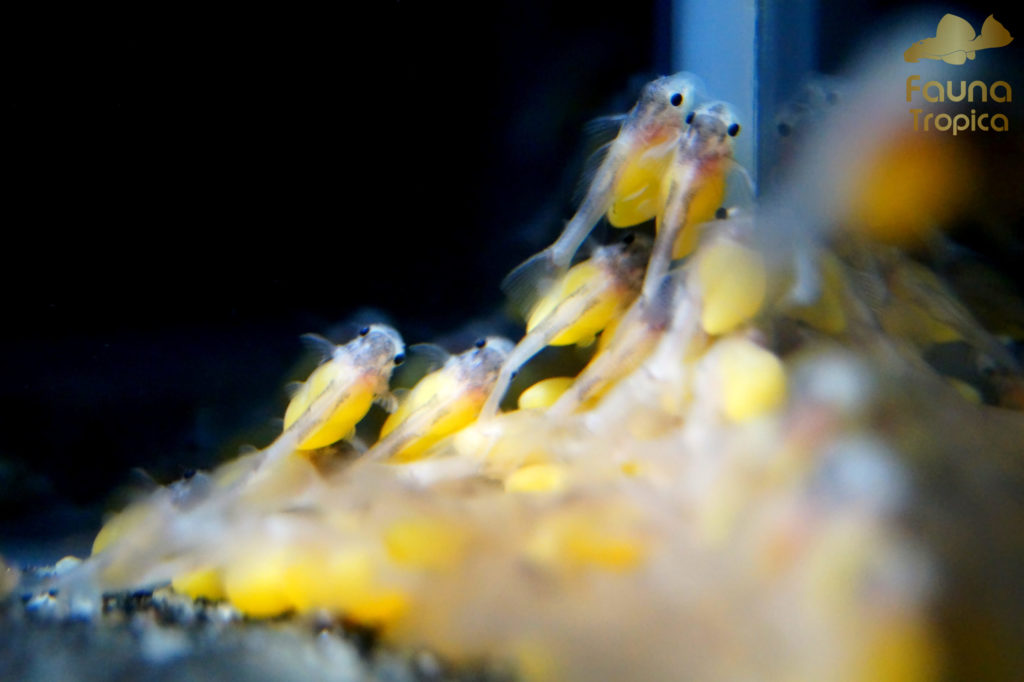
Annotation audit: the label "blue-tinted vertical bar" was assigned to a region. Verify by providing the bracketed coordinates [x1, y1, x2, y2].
[671, 0, 756, 187]
[756, 1, 816, 193]
[670, 0, 817, 195]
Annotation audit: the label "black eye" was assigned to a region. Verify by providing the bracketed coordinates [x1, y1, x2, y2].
[727, 123, 740, 137]
[714, 207, 728, 220]
[358, 326, 370, 336]
[510, 370, 519, 380]
[685, 111, 695, 125]
[622, 233, 635, 245]
[393, 353, 405, 365]
[669, 92, 682, 107]
[474, 338, 486, 348]
[777, 122, 791, 137]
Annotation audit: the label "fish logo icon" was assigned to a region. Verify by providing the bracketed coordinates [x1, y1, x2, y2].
[904, 14, 1013, 65]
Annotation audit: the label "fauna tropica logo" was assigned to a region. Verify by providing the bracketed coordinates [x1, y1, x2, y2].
[904, 13, 1013, 134]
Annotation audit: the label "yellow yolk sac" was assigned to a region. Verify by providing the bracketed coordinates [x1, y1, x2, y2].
[217, 544, 411, 628]
[273, 325, 403, 454]
[525, 260, 631, 347]
[171, 567, 226, 601]
[384, 518, 469, 570]
[844, 133, 970, 247]
[63, 68, 1024, 682]
[517, 377, 574, 410]
[504, 463, 568, 494]
[282, 363, 375, 450]
[484, 241, 648, 418]
[221, 548, 297, 618]
[286, 549, 409, 628]
[370, 337, 513, 459]
[525, 509, 648, 573]
[607, 136, 677, 228]
[377, 371, 484, 463]
[692, 238, 767, 335]
[500, 71, 699, 293]
[707, 337, 787, 421]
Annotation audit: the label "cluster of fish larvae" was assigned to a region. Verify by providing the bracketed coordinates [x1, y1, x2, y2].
[57, 70, 979, 681]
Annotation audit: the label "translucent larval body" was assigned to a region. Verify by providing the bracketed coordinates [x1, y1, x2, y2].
[371, 337, 514, 462]
[48, 54, 1024, 682]
[282, 362, 374, 449]
[606, 133, 678, 228]
[645, 101, 743, 298]
[482, 236, 649, 417]
[502, 72, 701, 306]
[551, 271, 680, 415]
[279, 325, 404, 453]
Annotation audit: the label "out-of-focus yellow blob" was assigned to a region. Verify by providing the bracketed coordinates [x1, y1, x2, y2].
[526, 261, 628, 346]
[713, 338, 787, 421]
[845, 133, 968, 246]
[518, 377, 574, 410]
[804, 520, 877, 617]
[514, 640, 562, 682]
[505, 463, 568, 494]
[565, 527, 644, 571]
[379, 370, 483, 463]
[223, 550, 296, 618]
[451, 411, 554, 478]
[785, 253, 848, 335]
[283, 362, 374, 450]
[856, 618, 941, 682]
[171, 567, 226, 601]
[619, 460, 642, 477]
[345, 589, 410, 628]
[693, 238, 767, 335]
[526, 511, 646, 572]
[384, 518, 469, 570]
[285, 548, 409, 629]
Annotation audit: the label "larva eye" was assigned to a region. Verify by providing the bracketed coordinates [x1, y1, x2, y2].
[685, 111, 695, 125]
[727, 123, 740, 137]
[669, 92, 683, 107]
[359, 326, 370, 336]
[474, 338, 487, 349]
[394, 353, 406, 365]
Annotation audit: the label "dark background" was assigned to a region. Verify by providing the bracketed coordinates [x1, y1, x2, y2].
[3, 1, 1023, 562]
[3, 3, 668, 561]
